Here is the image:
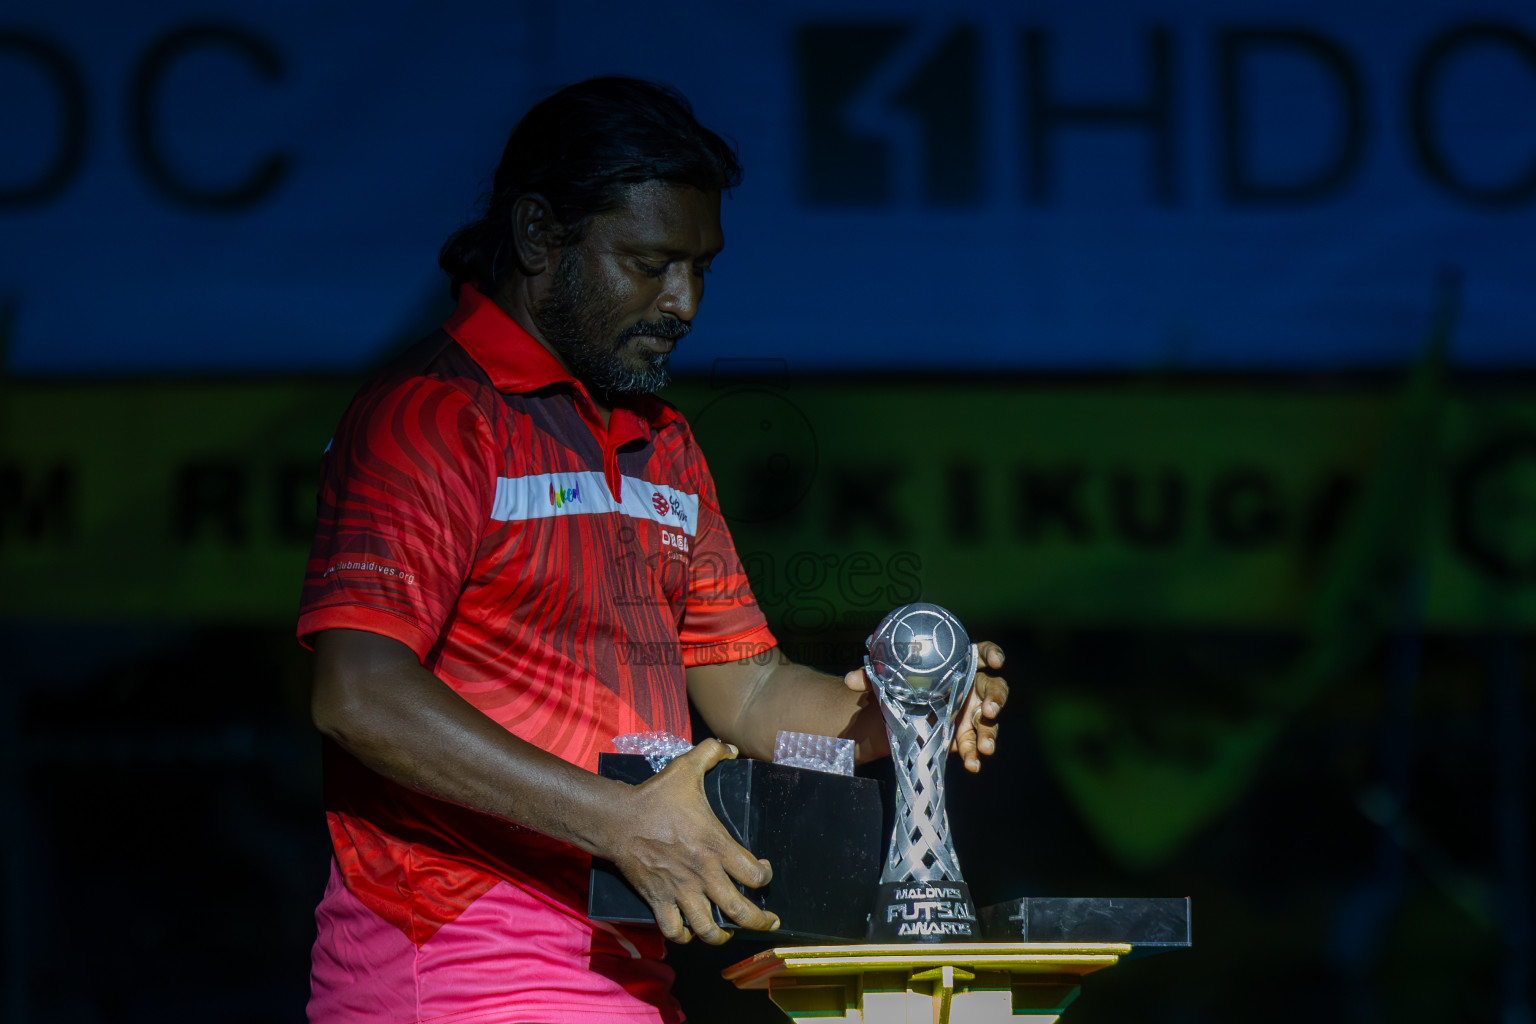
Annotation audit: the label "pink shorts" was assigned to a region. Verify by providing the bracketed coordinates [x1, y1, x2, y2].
[308, 859, 681, 1024]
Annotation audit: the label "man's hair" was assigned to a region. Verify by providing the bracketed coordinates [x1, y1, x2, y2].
[439, 77, 743, 298]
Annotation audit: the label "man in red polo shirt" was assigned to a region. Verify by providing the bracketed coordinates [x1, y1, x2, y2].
[298, 78, 1008, 1024]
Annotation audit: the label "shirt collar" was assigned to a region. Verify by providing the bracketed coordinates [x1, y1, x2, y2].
[441, 283, 681, 432]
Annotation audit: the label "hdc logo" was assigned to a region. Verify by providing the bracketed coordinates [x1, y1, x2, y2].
[796, 20, 1536, 209]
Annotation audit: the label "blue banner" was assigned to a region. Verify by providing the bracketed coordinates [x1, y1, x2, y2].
[4, 0, 1535, 373]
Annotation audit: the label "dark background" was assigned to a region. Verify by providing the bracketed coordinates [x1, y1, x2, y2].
[6, 619, 1529, 1022]
[3, 2, 1532, 1022]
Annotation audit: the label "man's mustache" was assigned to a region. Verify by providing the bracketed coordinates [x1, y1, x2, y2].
[620, 320, 692, 344]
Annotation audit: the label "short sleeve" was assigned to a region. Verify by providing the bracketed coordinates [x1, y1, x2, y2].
[674, 440, 776, 667]
[297, 375, 498, 661]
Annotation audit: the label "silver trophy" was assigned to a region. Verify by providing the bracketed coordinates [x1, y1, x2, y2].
[863, 602, 980, 941]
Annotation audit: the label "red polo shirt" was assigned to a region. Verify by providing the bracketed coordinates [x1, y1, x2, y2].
[297, 284, 774, 1023]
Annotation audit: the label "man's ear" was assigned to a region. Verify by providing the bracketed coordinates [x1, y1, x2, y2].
[511, 194, 562, 276]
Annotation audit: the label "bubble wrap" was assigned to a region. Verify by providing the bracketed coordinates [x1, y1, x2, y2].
[773, 730, 855, 777]
[612, 731, 694, 772]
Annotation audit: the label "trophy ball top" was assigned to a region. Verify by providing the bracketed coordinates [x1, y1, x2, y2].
[865, 602, 973, 707]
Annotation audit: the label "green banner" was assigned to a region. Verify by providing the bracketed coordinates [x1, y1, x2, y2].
[1032, 333, 1455, 869]
[7, 369, 1532, 869]
[2, 376, 1534, 628]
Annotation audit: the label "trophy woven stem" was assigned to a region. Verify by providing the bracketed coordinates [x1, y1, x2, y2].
[877, 698, 962, 883]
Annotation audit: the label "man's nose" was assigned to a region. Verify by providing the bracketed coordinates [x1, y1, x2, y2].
[656, 264, 703, 322]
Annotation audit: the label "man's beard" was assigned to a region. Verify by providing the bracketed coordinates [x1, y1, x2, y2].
[531, 249, 690, 401]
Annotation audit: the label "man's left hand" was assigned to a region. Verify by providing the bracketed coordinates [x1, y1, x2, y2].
[843, 641, 1008, 773]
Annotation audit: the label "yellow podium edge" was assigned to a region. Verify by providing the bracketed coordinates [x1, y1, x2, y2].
[723, 942, 1133, 990]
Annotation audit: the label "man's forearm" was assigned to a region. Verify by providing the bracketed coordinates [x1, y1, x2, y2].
[702, 650, 891, 763]
[311, 628, 632, 856]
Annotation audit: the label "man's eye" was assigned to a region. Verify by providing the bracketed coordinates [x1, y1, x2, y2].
[634, 260, 666, 277]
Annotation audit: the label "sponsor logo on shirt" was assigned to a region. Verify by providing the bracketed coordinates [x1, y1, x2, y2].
[549, 481, 581, 508]
[653, 491, 689, 527]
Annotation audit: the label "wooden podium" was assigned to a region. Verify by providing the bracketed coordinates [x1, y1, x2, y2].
[723, 942, 1132, 1023]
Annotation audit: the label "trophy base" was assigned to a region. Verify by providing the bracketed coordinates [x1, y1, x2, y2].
[866, 880, 978, 942]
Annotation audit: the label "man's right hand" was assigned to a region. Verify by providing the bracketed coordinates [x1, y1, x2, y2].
[606, 738, 780, 944]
